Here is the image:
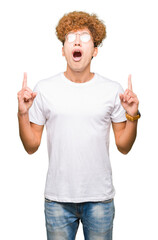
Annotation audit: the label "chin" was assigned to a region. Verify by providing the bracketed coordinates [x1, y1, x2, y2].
[71, 67, 86, 73]
[69, 61, 90, 73]
[68, 64, 83, 72]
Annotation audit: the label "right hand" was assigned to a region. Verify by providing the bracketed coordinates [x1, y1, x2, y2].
[17, 72, 37, 115]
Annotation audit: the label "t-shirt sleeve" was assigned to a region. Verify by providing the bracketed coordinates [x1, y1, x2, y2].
[111, 83, 127, 123]
[28, 83, 46, 125]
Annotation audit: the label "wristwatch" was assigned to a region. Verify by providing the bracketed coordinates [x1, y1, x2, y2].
[125, 110, 141, 122]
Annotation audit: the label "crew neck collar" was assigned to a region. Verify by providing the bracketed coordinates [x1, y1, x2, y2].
[61, 72, 97, 86]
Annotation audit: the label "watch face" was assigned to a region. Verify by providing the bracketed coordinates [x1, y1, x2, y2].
[138, 110, 141, 117]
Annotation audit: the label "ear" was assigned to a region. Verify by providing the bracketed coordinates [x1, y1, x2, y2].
[62, 47, 65, 57]
[93, 47, 98, 57]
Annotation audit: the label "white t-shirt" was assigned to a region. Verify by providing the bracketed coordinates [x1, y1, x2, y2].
[29, 72, 127, 203]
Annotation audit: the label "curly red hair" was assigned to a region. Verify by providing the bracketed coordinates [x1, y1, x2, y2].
[55, 11, 106, 47]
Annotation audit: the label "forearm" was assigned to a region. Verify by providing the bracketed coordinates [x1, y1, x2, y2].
[117, 120, 138, 154]
[17, 112, 39, 154]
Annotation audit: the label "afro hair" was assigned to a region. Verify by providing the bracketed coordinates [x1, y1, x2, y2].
[56, 11, 106, 47]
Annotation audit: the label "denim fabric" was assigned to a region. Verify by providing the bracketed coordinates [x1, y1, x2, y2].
[44, 198, 115, 240]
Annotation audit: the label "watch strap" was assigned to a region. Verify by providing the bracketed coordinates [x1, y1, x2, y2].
[125, 111, 141, 121]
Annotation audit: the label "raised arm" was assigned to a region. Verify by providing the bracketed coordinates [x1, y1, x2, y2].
[17, 72, 44, 154]
[112, 75, 140, 154]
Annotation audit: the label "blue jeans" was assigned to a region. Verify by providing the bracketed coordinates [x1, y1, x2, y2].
[44, 198, 115, 240]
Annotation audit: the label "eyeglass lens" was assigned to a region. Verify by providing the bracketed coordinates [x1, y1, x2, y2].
[67, 32, 91, 43]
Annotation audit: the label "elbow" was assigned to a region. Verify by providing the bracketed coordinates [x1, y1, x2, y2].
[26, 149, 36, 155]
[24, 144, 39, 155]
[117, 145, 131, 155]
[120, 149, 129, 155]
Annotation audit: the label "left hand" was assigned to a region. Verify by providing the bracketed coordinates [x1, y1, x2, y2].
[119, 74, 139, 116]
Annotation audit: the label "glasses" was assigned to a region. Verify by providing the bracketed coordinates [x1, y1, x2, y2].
[65, 32, 91, 43]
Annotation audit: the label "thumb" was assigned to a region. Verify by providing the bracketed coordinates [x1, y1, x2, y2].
[119, 93, 123, 102]
[119, 93, 126, 103]
[32, 92, 37, 99]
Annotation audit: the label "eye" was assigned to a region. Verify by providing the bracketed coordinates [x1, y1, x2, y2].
[80, 33, 91, 42]
[67, 33, 76, 42]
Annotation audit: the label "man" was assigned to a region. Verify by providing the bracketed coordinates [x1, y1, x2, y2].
[17, 11, 140, 240]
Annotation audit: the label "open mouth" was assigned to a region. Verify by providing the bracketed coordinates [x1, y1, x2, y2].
[72, 49, 82, 62]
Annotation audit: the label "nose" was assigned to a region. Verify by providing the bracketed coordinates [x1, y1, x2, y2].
[74, 33, 81, 46]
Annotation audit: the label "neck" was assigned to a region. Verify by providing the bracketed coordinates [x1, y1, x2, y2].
[64, 66, 94, 83]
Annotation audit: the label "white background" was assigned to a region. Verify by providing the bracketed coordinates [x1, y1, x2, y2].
[0, 0, 157, 239]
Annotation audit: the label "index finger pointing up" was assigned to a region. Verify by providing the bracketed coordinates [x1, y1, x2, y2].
[128, 74, 133, 91]
[22, 72, 27, 88]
